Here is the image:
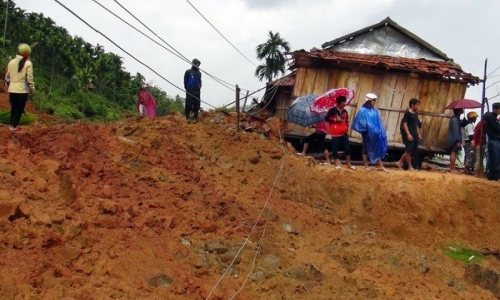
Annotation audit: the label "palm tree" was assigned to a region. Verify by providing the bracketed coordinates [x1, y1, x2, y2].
[255, 31, 291, 82]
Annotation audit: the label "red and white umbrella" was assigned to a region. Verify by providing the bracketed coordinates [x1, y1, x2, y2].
[310, 87, 355, 114]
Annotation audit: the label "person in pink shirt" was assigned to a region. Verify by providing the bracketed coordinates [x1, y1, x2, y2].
[136, 84, 156, 118]
[471, 119, 486, 177]
[297, 120, 330, 164]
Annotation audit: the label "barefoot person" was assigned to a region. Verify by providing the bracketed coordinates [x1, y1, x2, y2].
[396, 98, 422, 171]
[352, 93, 388, 172]
[5, 43, 35, 132]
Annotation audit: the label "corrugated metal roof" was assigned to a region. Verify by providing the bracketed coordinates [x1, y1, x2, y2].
[322, 17, 450, 61]
[290, 49, 480, 84]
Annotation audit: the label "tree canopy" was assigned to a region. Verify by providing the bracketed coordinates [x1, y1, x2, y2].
[0, 0, 183, 121]
[255, 31, 291, 82]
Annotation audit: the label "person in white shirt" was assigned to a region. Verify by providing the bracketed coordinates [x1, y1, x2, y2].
[463, 111, 478, 174]
[5, 43, 35, 132]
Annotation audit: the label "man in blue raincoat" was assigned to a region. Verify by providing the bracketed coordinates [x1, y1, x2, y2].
[352, 93, 389, 172]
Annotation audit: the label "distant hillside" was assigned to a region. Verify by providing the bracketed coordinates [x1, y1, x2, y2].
[0, 0, 183, 121]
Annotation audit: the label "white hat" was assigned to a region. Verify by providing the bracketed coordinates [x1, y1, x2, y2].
[141, 84, 148, 89]
[365, 93, 378, 101]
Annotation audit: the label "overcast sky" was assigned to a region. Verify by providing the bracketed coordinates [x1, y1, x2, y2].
[13, 0, 500, 110]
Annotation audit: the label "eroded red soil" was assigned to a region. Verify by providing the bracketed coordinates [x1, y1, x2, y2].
[1, 93, 500, 299]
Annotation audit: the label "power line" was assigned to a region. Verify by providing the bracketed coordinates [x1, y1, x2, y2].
[221, 84, 268, 108]
[53, 0, 218, 109]
[111, 0, 236, 90]
[57, 0, 267, 109]
[112, 0, 189, 63]
[109, 0, 265, 97]
[205, 150, 286, 300]
[487, 65, 500, 78]
[91, 0, 235, 92]
[90, 0, 185, 62]
[184, 0, 257, 68]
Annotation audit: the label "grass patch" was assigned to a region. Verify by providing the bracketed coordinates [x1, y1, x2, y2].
[0, 110, 38, 125]
[445, 243, 483, 264]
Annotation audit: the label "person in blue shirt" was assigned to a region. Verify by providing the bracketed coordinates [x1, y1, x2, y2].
[184, 58, 202, 123]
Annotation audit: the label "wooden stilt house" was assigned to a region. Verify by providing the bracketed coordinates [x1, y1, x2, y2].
[264, 71, 295, 120]
[274, 17, 480, 155]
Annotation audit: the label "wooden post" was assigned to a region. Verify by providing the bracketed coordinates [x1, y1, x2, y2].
[479, 58, 488, 177]
[236, 85, 241, 132]
[242, 90, 250, 112]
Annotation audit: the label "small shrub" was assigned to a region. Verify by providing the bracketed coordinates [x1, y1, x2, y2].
[54, 104, 84, 119]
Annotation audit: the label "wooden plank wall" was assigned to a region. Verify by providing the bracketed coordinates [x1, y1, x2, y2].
[288, 67, 468, 151]
[275, 90, 292, 119]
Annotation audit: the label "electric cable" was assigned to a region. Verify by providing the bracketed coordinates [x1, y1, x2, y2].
[54, 0, 218, 109]
[92, 0, 235, 92]
[112, 0, 189, 63]
[112, 0, 243, 92]
[184, 0, 257, 68]
[205, 132, 287, 300]
[221, 85, 268, 108]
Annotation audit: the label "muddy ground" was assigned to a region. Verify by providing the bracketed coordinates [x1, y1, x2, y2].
[1, 93, 500, 300]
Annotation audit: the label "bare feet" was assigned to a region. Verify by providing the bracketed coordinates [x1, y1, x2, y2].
[395, 161, 403, 169]
[449, 169, 462, 175]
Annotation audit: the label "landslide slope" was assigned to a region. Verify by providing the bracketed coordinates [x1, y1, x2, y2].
[1, 112, 500, 300]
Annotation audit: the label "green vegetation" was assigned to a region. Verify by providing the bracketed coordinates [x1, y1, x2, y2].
[0, 110, 37, 125]
[255, 31, 291, 82]
[0, 1, 184, 122]
[444, 243, 483, 264]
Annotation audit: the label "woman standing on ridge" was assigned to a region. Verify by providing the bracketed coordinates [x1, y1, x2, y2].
[136, 84, 157, 118]
[5, 43, 35, 132]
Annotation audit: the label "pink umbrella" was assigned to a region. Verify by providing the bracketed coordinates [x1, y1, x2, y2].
[310, 87, 355, 114]
[444, 99, 482, 110]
